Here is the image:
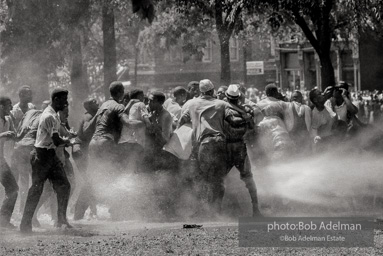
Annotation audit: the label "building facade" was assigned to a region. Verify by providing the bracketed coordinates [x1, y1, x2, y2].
[130, 33, 363, 92]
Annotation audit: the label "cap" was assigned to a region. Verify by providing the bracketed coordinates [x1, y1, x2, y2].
[199, 79, 214, 93]
[225, 84, 240, 99]
[51, 88, 68, 100]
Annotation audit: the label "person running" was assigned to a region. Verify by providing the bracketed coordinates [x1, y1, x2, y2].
[20, 88, 72, 233]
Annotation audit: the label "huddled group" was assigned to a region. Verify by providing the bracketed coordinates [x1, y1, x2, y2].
[0, 78, 372, 233]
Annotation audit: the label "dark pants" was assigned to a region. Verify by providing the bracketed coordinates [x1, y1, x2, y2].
[36, 156, 76, 222]
[0, 160, 18, 224]
[198, 135, 227, 213]
[20, 148, 71, 230]
[227, 141, 260, 214]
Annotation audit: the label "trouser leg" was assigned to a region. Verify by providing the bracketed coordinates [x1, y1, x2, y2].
[240, 156, 262, 216]
[73, 152, 92, 220]
[48, 155, 71, 225]
[74, 183, 93, 220]
[20, 150, 50, 231]
[18, 163, 30, 214]
[0, 162, 19, 224]
[198, 137, 227, 214]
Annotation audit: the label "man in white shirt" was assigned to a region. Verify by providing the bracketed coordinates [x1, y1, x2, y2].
[11, 85, 36, 129]
[9, 85, 36, 197]
[20, 88, 72, 233]
[0, 96, 18, 229]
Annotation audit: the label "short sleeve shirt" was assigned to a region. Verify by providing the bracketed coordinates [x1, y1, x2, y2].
[128, 102, 148, 121]
[34, 105, 60, 149]
[311, 108, 334, 138]
[92, 99, 125, 142]
[11, 102, 36, 129]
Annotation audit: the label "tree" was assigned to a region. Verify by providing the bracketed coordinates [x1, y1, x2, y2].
[257, 0, 382, 89]
[176, 0, 246, 85]
[102, 0, 117, 97]
[1, 0, 67, 103]
[100, 0, 154, 97]
[137, 3, 212, 67]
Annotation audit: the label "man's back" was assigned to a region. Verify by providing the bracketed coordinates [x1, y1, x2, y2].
[17, 110, 42, 147]
[184, 96, 227, 141]
[11, 102, 36, 129]
[77, 112, 96, 146]
[92, 99, 125, 142]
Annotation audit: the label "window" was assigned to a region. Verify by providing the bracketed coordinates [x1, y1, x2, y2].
[202, 39, 213, 62]
[164, 45, 183, 62]
[230, 37, 239, 61]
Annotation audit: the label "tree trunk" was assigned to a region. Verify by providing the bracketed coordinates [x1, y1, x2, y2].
[218, 32, 231, 85]
[70, 32, 89, 128]
[134, 46, 138, 87]
[318, 51, 336, 90]
[243, 41, 248, 86]
[102, 1, 117, 99]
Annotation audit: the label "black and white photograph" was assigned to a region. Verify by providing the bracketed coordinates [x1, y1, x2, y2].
[0, 0, 383, 255]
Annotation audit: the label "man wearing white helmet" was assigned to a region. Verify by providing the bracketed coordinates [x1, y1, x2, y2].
[224, 84, 262, 217]
[178, 79, 245, 216]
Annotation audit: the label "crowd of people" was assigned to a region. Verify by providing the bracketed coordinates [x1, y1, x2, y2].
[0, 78, 378, 233]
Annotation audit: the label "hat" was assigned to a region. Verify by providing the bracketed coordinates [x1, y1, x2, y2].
[199, 79, 214, 93]
[51, 88, 68, 100]
[225, 84, 240, 99]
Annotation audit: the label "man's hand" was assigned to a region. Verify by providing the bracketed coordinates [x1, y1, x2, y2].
[0, 131, 16, 139]
[323, 86, 334, 98]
